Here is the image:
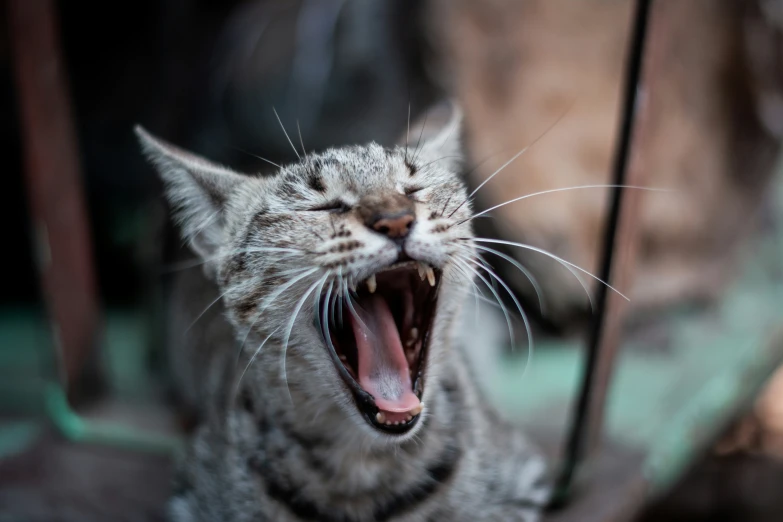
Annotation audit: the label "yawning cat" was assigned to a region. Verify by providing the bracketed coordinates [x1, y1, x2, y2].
[136, 108, 548, 521]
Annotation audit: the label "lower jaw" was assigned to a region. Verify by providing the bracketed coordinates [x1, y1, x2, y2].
[361, 406, 423, 434]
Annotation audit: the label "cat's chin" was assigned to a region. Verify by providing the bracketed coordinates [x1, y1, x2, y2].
[316, 260, 441, 436]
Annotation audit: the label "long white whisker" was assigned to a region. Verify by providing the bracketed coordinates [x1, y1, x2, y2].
[280, 273, 330, 405]
[444, 148, 520, 219]
[449, 107, 570, 219]
[321, 279, 338, 370]
[296, 119, 307, 157]
[233, 146, 282, 169]
[235, 267, 320, 360]
[343, 277, 369, 333]
[163, 247, 302, 273]
[336, 268, 344, 328]
[185, 284, 237, 333]
[411, 109, 429, 164]
[273, 107, 301, 160]
[558, 265, 594, 312]
[473, 250, 500, 293]
[435, 111, 459, 152]
[464, 256, 534, 377]
[322, 278, 334, 337]
[449, 253, 483, 296]
[454, 243, 499, 293]
[468, 242, 592, 312]
[458, 184, 669, 226]
[235, 326, 281, 392]
[418, 155, 462, 172]
[329, 276, 340, 329]
[460, 260, 516, 352]
[470, 290, 505, 310]
[314, 276, 325, 339]
[450, 253, 485, 324]
[405, 103, 411, 163]
[471, 245, 546, 315]
[468, 238, 629, 301]
[314, 277, 331, 355]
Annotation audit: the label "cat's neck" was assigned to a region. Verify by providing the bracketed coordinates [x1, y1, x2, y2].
[245, 369, 461, 491]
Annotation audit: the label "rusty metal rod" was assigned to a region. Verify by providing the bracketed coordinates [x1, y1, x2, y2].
[550, 0, 654, 506]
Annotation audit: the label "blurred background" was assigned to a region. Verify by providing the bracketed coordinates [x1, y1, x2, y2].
[2, 0, 783, 520]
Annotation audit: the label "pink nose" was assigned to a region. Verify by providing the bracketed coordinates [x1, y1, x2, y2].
[371, 213, 415, 238]
[357, 193, 417, 240]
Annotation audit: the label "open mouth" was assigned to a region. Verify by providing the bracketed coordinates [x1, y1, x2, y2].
[316, 261, 441, 435]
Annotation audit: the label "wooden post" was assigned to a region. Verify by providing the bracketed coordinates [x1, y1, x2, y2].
[8, 0, 101, 397]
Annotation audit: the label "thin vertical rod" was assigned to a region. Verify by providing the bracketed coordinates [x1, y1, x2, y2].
[550, 0, 654, 505]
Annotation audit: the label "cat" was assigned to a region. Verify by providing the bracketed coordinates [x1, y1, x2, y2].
[135, 107, 549, 521]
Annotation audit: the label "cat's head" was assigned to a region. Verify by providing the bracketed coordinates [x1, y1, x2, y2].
[137, 109, 474, 441]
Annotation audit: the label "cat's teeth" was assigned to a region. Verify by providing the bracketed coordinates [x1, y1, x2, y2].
[425, 267, 436, 287]
[410, 403, 424, 416]
[417, 262, 427, 281]
[405, 415, 412, 422]
[405, 328, 418, 348]
[385, 421, 392, 426]
[376, 412, 386, 424]
[410, 327, 419, 340]
[366, 274, 377, 293]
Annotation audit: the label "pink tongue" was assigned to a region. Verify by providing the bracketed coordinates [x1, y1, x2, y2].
[350, 294, 420, 419]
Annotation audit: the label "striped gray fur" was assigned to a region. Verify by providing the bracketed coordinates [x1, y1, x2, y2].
[136, 110, 548, 522]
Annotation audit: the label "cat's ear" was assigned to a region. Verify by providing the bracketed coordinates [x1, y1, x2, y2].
[135, 125, 247, 260]
[406, 102, 463, 171]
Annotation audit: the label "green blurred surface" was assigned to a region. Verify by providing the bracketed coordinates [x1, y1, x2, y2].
[0, 305, 182, 457]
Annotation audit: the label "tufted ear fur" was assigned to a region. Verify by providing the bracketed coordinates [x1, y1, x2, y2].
[135, 125, 248, 261]
[404, 101, 463, 171]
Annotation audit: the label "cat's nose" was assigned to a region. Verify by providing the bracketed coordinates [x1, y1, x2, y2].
[371, 212, 415, 239]
[358, 194, 416, 240]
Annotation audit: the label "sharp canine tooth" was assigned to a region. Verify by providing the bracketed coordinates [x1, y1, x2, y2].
[425, 267, 436, 287]
[410, 403, 424, 416]
[417, 262, 427, 280]
[376, 412, 386, 423]
[410, 327, 419, 341]
[367, 274, 377, 293]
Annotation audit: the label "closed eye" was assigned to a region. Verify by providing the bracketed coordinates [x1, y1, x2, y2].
[404, 186, 425, 196]
[307, 200, 351, 213]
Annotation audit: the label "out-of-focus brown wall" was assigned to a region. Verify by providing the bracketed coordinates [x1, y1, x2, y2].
[427, 0, 783, 330]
